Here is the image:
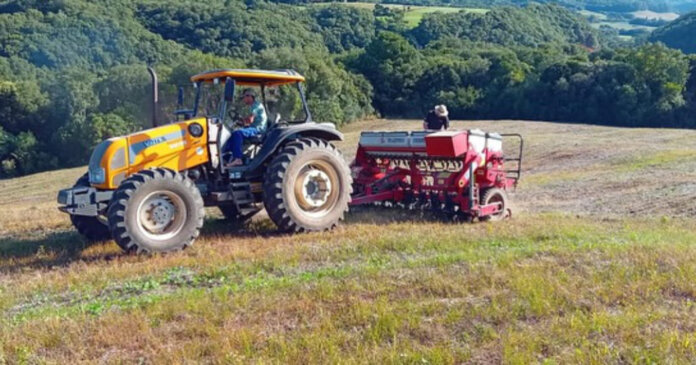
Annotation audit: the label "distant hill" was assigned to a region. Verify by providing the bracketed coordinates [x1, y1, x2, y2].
[286, 0, 696, 13]
[650, 10, 696, 53]
[410, 3, 600, 48]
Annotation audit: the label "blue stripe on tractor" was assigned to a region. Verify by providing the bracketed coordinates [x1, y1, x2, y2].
[128, 130, 187, 164]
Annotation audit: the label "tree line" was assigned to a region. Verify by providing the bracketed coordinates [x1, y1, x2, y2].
[0, 0, 695, 177]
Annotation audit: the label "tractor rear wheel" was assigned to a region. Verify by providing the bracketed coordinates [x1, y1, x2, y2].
[480, 188, 510, 222]
[263, 138, 351, 232]
[107, 168, 205, 253]
[70, 173, 111, 241]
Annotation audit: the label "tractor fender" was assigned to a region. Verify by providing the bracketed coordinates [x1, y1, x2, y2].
[244, 122, 343, 179]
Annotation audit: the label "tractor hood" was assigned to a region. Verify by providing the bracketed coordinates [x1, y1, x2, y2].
[88, 118, 209, 190]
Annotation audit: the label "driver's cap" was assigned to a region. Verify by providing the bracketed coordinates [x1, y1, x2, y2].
[241, 88, 256, 99]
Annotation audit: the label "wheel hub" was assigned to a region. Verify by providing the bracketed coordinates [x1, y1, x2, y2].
[137, 191, 187, 241]
[302, 170, 332, 208]
[145, 197, 175, 231]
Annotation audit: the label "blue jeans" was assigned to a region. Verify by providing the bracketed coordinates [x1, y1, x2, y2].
[223, 127, 260, 160]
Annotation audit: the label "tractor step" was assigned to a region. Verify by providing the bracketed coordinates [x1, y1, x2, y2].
[230, 182, 255, 206]
[208, 181, 256, 206]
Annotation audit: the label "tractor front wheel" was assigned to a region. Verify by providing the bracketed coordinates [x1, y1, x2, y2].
[107, 168, 205, 253]
[69, 173, 111, 242]
[263, 138, 351, 232]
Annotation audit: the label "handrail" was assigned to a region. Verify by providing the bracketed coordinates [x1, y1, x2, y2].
[500, 133, 524, 188]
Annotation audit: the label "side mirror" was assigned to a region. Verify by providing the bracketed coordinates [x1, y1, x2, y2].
[177, 87, 184, 107]
[224, 77, 235, 102]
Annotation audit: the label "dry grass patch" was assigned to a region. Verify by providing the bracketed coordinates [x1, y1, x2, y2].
[3, 119, 696, 362]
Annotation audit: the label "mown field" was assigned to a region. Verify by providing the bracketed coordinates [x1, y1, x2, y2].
[311, 2, 488, 27]
[2, 119, 696, 363]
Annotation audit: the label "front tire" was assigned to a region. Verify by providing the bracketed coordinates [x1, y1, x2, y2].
[263, 138, 352, 232]
[70, 173, 111, 241]
[107, 168, 205, 253]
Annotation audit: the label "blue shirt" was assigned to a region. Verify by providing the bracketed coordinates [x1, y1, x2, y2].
[249, 101, 268, 132]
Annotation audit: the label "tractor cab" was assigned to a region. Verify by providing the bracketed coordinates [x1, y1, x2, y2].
[187, 69, 315, 171]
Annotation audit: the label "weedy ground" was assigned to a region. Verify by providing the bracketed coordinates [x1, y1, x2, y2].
[1, 119, 696, 363]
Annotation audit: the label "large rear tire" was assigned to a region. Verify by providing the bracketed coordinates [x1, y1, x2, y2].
[107, 168, 205, 253]
[263, 138, 351, 232]
[70, 173, 111, 241]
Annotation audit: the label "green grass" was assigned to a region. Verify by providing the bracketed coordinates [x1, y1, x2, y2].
[309, 2, 488, 28]
[3, 119, 696, 362]
[402, 6, 486, 28]
[615, 149, 696, 173]
[3, 214, 696, 362]
[591, 21, 656, 31]
[579, 9, 608, 21]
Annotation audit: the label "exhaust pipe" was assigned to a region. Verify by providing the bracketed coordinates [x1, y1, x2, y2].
[147, 66, 158, 128]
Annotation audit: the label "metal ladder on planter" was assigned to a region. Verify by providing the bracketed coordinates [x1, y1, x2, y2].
[501, 134, 524, 188]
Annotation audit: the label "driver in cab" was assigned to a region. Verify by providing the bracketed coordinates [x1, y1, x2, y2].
[225, 88, 267, 167]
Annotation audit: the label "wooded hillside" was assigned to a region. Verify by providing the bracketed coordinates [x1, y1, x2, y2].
[1, 0, 695, 178]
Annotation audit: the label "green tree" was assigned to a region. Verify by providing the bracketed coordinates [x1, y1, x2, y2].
[349, 32, 425, 116]
[309, 5, 376, 53]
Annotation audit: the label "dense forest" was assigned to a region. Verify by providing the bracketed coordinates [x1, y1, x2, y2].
[0, 0, 695, 177]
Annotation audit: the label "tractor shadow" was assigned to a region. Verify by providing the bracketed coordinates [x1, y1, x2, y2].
[0, 210, 456, 274]
[0, 217, 281, 273]
[0, 215, 287, 273]
[199, 215, 286, 238]
[0, 230, 112, 272]
[345, 206, 469, 225]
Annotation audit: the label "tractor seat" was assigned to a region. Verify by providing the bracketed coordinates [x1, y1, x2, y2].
[245, 114, 280, 145]
[246, 134, 265, 144]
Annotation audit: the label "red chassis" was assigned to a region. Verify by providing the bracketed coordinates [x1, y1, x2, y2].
[349, 130, 523, 221]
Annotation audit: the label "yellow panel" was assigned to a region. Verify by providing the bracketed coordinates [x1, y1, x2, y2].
[95, 118, 209, 190]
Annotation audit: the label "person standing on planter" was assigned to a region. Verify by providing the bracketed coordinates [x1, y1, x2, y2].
[423, 104, 449, 130]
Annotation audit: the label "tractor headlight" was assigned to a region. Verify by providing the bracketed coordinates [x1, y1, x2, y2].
[89, 167, 106, 184]
[188, 123, 203, 137]
[87, 139, 112, 185]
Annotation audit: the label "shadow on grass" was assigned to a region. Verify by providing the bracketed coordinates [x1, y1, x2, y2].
[346, 206, 468, 225]
[200, 216, 281, 238]
[0, 216, 284, 273]
[0, 230, 112, 272]
[0, 209, 453, 273]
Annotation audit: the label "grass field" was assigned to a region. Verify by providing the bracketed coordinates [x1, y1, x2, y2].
[631, 10, 679, 21]
[590, 21, 656, 32]
[310, 2, 488, 28]
[2, 119, 696, 362]
[578, 9, 608, 21]
[580, 9, 674, 36]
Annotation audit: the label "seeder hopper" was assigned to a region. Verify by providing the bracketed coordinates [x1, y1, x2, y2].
[350, 129, 523, 221]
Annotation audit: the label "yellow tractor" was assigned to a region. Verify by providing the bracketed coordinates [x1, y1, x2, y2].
[58, 68, 352, 253]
